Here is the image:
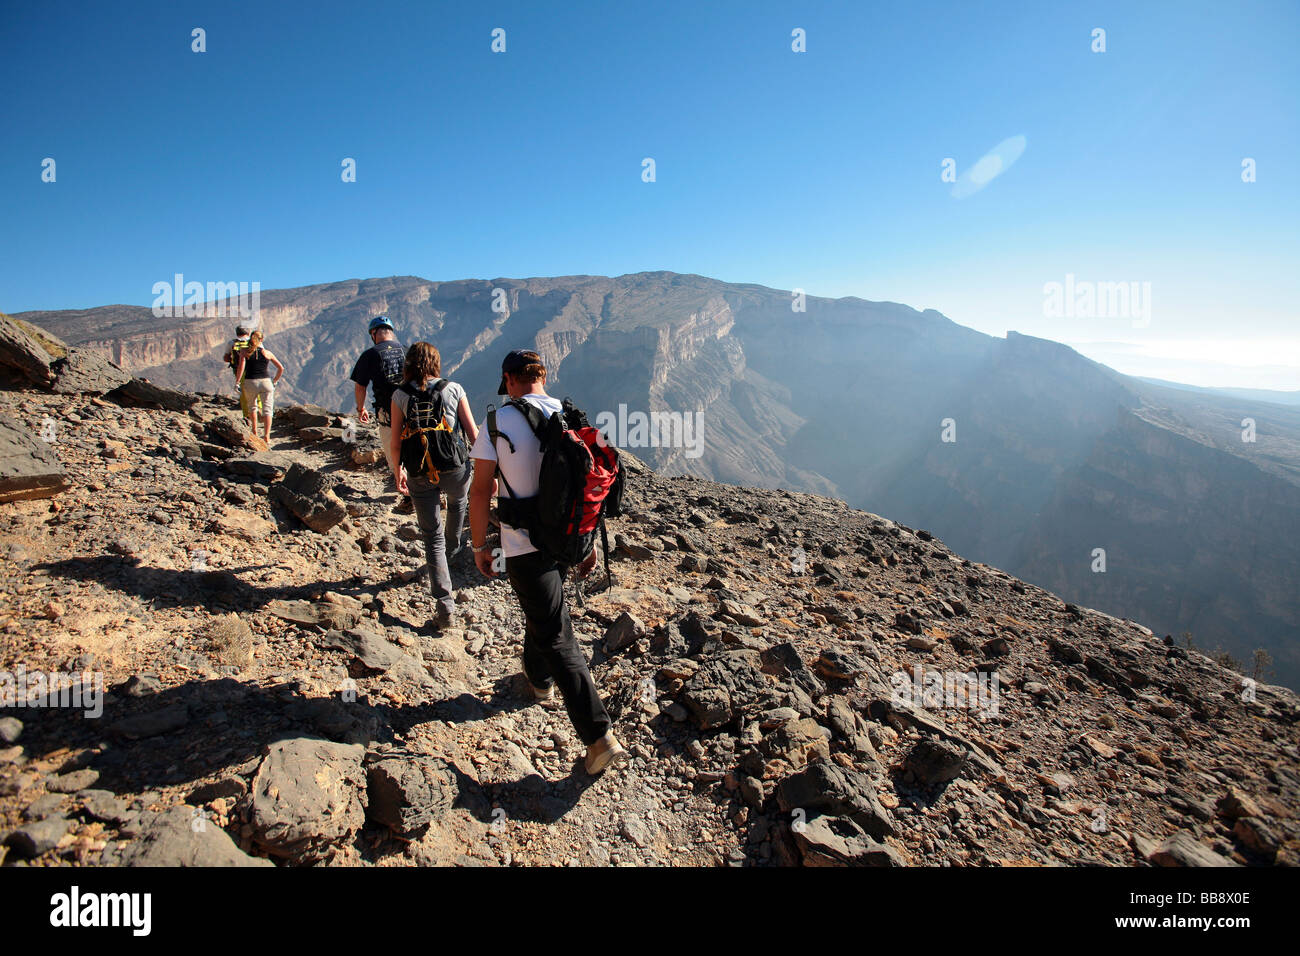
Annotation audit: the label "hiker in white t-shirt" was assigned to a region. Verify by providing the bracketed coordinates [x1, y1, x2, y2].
[467, 349, 626, 775]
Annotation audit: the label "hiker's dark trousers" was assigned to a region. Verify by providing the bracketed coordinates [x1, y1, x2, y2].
[506, 550, 611, 746]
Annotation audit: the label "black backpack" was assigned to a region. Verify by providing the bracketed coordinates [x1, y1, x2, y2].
[372, 341, 405, 411]
[398, 380, 466, 481]
[487, 397, 624, 582]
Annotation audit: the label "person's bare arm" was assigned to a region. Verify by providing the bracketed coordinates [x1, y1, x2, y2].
[469, 458, 497, 577]
[390, 399, 407, 495]
[354, 383, 370, 424]
[267, 350, 285, 384]
[235, 353, 246, 381]
[457, 396, 478, 443]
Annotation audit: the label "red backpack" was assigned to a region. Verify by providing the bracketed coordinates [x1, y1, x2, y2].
[487, 397, 624, 584]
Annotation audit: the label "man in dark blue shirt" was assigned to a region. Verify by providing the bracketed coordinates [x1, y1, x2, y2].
[349, 315, 407, 505]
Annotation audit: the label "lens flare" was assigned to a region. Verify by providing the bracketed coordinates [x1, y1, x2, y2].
[952, 135, 1027, 199]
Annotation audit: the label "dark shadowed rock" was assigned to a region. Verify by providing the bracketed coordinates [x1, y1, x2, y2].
[187, 778, 248, 806]
[604, 611, 645, 653]
[0, 313, 55, 387]
[280, 404, 335, 429]
[776, 761, 896, 839]
[50, 348, 131, 395]
[223, 451, 296, 481]
[680, 648, 769, 730]
[108, 377, 199, 412]
[815, 648, 872, 680]
[365, 753, 458, 839]
[0, 414, 67, 503]
[271, 462, 347, 532]
[904, 737, 968, 786]
[110, 702, 190, 740]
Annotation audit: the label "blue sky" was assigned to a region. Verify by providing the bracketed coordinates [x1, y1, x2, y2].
[3, 0, 1297, 387]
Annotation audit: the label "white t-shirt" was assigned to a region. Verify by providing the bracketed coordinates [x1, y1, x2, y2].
[392, 379, 467, 433]
[470, 393, 562, 558]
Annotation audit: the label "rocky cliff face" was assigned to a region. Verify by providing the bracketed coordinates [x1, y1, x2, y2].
[15, 274, 1300, 689]
[1017, 407, 1300, 684]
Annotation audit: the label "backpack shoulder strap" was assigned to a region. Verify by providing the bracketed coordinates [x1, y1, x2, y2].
[429, 379, 451, 421]
[487, 407, 513, 454]
[507, 398, 549, 441]
[485, 406, 522, 500]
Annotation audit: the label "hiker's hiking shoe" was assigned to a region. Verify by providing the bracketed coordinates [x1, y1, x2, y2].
[521, 657, 560, 707]
[584, 731, 627, 775]
[427, 606, 454, 632]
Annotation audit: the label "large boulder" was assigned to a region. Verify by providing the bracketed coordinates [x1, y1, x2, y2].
[679, 648, 772, 730]
[0, 313, 55, 387]
[249, 737, 367, 864]
[270, 462, 347, 532]
[776, 760, 896, 839]
[904, 737, 968, 786]
[1148, 830, 1239, 867]
[279, 404, 335, 430]
[365, 752, 458, 840]
[0, 413, 68, 503]
[107, 377, 199, 412]
[103, 805, 273, 867]
[791, 814, 907, 867]
[223, 451, 296, 481]
[206, 414, 267, 453]
[50, 348, 130, 395]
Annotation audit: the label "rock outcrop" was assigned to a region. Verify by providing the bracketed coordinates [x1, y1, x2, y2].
[0, 413, 67, 503]
[50, 348, 131, 395]
[0, 313, 58, 388]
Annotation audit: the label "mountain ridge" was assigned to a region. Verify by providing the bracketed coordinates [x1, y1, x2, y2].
[12, 273, 1300, 689]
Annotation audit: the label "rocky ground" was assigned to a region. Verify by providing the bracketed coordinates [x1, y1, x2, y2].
[1, 368, 1298, 867]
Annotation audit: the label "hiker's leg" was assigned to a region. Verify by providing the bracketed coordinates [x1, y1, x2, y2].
[376, 408, 399, 479]
[261, 384, 274, 440]
[513, 567, 553, 691]
[506, 552, 611, 745]
[437, 461, 472, 554]
[241, 379, 256, 433]
[410, 475, 454, 617]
